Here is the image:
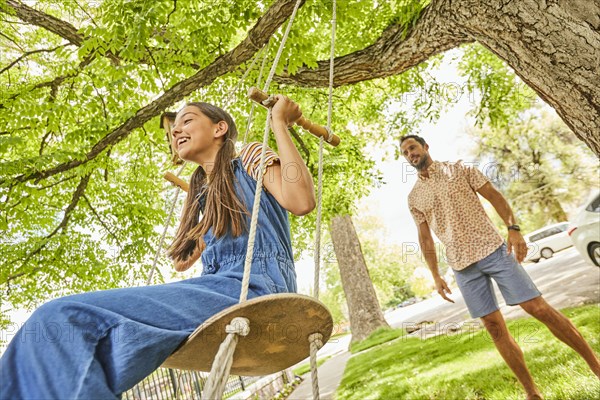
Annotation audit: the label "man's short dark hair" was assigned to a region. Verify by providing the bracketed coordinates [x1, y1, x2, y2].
[400, 134, 427, 147]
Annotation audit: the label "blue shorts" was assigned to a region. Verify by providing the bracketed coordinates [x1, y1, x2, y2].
[453, 243, 541, 318]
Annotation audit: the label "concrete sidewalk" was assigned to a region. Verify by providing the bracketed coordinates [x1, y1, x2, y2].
[287, 351, 351, 400]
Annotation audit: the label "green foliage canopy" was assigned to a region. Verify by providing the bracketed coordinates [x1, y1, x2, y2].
[0, 0, 432, 314]
[0, 0, 569, 322]
[469, 108, 600, 233]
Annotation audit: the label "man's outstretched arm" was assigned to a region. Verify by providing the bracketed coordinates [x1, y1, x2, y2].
[417, 220, 454, 303]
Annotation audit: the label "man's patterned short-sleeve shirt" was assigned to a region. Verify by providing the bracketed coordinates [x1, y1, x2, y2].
[408, 161, 504, 271]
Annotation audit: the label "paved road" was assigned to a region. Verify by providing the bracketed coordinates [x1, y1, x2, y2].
[289, 247, 600, 399]
[385, 247, 600, 332]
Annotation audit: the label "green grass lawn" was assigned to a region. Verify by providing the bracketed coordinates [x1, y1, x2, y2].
[337, 304, 600, 399]
[350, 327, 406, 354]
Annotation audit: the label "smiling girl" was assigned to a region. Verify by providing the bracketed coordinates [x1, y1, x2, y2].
[0, 95, 315, 399]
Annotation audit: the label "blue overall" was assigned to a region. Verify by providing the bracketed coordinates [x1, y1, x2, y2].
[0, 158, 297, 399]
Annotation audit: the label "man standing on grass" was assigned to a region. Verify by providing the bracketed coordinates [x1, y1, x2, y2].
[400, 134, 600, 400]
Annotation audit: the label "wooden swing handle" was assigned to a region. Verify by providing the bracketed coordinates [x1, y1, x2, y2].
[164, 172, 189, 192]
[247, 87, 341, 147]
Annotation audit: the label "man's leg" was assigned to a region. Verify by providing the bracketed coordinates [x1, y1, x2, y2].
[520, 296, 600, 378]
[455, 246, 543, 398]
[481, 310, 543, 400]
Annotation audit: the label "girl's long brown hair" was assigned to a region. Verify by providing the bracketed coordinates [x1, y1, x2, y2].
[168, 102, 248, 262]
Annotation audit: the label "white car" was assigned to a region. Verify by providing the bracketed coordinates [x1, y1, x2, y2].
[568, 191, 600, 267]
[524, 222, 572, 263]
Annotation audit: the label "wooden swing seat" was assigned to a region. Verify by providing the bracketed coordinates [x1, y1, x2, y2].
[161, 293, 333, 376]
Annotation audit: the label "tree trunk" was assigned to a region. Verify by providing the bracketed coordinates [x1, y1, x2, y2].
[549, 197, 568, 222]
[455, 0, 600, 156]
[279, 0, 600, 156]
[330, 215, 390, 343]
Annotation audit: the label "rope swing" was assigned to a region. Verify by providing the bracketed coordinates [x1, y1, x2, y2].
[159, 1, 339, 398]
[310, 2, 337, 398]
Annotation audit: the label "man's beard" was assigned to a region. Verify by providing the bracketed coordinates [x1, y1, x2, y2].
[414, 155, 430, 171]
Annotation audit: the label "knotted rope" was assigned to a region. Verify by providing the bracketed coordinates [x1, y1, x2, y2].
[203, 1, 304, 397]
[309, 333, 324, 400]
[202, 317, 250, 397]
[239, 0, 303, 304]
[309, 1, 336, 398]
[243, 40, 271, 145]
[147, 163, 187, 286]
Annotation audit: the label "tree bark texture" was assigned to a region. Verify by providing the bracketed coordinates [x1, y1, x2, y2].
[457, 0, 600, 156]
[330, 215, 390, 343]
[280, 0, 600, 156]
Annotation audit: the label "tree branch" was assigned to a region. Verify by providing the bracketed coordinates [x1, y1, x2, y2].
[1, 54, 93, 108]
[0, 29, 25, 52]
[89, 77, 109, 130]
[36, 175, 77, 190]
[0, 126, 30, 135]
[73, 0, 98, 27]
[49, 174, 91, 236]
[0, 43, 71, 75]
[39, 130, 53, 155]
[275, 1, 472, 87]
[4, 0, 83, 46]
[3, 0, 120, 64]
[166, 0, 177, 25]
[0, 9, 92, 108]
[38, 81, 60, 155]
[82, 194, 122, 247]
[144, 45, 166, 91]
[6, 0, 306, 185]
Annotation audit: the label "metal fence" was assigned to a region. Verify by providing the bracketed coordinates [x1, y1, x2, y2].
[123, 368, 260, 399]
